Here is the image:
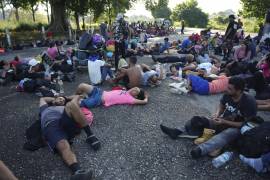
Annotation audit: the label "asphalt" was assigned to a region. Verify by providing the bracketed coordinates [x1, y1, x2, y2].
[0, 47, 270, 180]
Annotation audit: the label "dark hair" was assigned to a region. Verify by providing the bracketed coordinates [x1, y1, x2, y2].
[14, 56, 19, 61]
[229, 77, 245, 92]
[137, 89, 145, 100]
[170, 64, 176, 72]
[129, 56, 137, 64]
[164, 37, 169, 41]
[49, 42, 55, 48]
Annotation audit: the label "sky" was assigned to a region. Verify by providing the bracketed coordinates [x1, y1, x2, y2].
[125, 0, 242, 18]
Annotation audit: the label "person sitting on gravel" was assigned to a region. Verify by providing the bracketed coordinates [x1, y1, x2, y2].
[39, 95, 100, 180]
[110, 56, 142, 89]
[160, 77, 257, 159]
[76, 83, 148, 108]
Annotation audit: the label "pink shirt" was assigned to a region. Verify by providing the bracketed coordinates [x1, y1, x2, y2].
[47, 47, 58, 60]
[261, 63, 270, 78]
[103, 90, 135, 107]
[234, 46, 251, 61]
[209, 75, 229, 94]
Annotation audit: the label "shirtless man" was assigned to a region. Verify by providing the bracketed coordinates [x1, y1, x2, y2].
[112, 56, 142, 88]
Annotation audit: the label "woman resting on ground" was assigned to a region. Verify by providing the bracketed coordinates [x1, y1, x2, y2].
[76, 83, 149, 108]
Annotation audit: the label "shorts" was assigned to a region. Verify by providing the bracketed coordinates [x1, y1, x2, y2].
[188, 74, 209, 95]
[41, 108, 81, 151]
[80, 87, 103, 108]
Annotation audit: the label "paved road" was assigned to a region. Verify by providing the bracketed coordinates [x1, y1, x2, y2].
[0, 52, 269, 179]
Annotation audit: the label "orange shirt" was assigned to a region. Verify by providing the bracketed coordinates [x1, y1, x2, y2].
[209, 75, 229, 94]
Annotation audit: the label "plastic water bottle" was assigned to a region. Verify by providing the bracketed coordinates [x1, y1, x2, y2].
[212, 152, 234, 168]
[57, 76, 64, 95]
[178, 67, 183, 80]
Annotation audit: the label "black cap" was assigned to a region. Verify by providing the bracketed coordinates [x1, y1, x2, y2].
[229, 15, 236, 19]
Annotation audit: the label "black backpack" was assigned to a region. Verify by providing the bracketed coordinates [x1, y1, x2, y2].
[236, 122, 270, 158]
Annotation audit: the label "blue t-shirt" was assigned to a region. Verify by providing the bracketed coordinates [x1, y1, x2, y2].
[188, 74, 209, 95]
[181, 38, 192, 49]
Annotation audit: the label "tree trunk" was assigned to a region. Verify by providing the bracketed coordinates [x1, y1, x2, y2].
[46, 2, 50, 23]
[48, 0, 69, 32]
[15, 8, 19, 21]
[31, 6, 36, 22]
[0, 1, 5, 20]
[74, 12, 80, 30]
[82, 16, 85, 30]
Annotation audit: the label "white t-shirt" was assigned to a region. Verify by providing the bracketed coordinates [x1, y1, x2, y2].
[88, 60, 105, 84]
[197, 62, 213, 75]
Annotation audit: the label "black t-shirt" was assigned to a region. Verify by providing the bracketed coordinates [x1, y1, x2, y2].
[225, 21, 238, 40]
[220, 93, 257, 121]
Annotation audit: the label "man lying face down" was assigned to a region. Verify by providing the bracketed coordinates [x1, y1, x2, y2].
[76, 83, 149, 108]
[39, 96, 100, 180]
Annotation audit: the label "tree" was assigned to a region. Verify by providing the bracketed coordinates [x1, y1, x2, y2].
[145, 0, 172, 19]
[42, 0, 50, 23]
[26, 0, 40, 22]
[240, 0, 270, 20]
[171, 0, 208, 28]
[48, 0, 69, 32]
[8, 0, 27, 21]
[0, 0, 7, 20]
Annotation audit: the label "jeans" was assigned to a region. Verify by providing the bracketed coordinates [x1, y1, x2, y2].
[101, 66, 113, 81]
[80, 87, 103, 108]
[199, 128, 241, 155]
[262, 153, 270, 169]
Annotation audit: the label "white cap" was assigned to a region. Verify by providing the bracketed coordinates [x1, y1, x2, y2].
[28, 59, 38, 67]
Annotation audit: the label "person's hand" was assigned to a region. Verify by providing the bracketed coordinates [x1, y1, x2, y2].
[212, 118, 224, 125]
[211, 113, 219, 119]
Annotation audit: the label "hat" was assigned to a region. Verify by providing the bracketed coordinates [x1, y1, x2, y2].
[229, 15, 235, 19]
[184, 116, 210, 136]
[28, 59, 38, 67]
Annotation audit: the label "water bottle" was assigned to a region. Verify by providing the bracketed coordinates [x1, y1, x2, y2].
[212, 152, 234, 168]
[57, 76, 64, 95]
[178, 67, 183, 80]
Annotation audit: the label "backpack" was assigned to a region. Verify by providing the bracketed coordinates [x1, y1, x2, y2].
[236, 122, 270, 158]
[23, 119, 46, 151]
[23, 79, 37, 93]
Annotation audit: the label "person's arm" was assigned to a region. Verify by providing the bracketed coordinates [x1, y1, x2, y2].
[212, 103, 225, 118]
[213, 118, 244, 128]
[234, 48, 239, 61]
[140, 64, 151, 71]
[134, 92, 149, 105]
[182, 63, 197, 71]
[39, 97, 55, 107]
[0, 161, 18, 180]
[243, 51, 251, 61]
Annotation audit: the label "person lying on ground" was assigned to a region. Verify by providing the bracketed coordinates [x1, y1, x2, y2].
[256, 99, 270, 111]
[160, 37, 171, 53]
[39, 96, 100, 180]
[160, 77, 257, 159]
[110, 56, 142, 89]
[76, 83, 148, 108]
[0, 161, 18, 180]
[185, 73, 229, 95]
[141, 64, 165, 87]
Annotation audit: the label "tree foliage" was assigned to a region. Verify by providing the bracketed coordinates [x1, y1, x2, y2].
[240, 0, 270, 20]
[171, 0, 208, 28]
[145, 0, 171, 19]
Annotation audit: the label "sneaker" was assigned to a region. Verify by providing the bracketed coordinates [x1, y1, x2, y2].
[160, 124, 183, 139]
[86, 135, 101, 151]
[70, 170, 93, 180]
[190, 147, 202, 159]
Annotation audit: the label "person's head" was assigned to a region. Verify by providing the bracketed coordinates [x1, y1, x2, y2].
[52, 96, 68, 106]
[229, 15, 235, 22]
[186, 54, 195, 63]
[49, 42, 56, 48]
[164, 37, 169, 42]
[226, 77, 245, 97]
[129, 56, 137, 65]
[14, 56, 19, 62]
[129, 87, 145, 100]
